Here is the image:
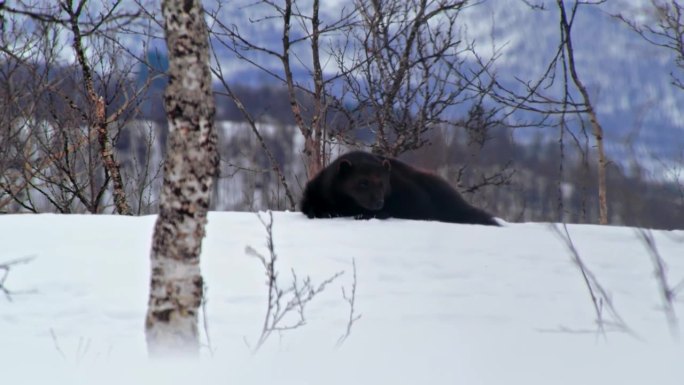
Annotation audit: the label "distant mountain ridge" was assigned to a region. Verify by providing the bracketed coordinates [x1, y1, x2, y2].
[207, 0, 684, 163]
[462, 1, 684, 159]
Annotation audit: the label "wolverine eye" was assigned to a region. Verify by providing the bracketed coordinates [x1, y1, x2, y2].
[358, 179, 369, 189]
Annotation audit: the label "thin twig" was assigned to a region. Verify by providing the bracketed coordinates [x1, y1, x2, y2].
[210, 44, 297, 210]
[336, 258, 361, 348]
[0, 256, 36, 301]
[636, 228, 680, 340]
[201, 283, 215, 356]
[551, 223, 637, 340]
[49, 328, 67, 360]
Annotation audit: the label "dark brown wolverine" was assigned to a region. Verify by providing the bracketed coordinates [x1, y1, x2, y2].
[300, 151, 499, 226]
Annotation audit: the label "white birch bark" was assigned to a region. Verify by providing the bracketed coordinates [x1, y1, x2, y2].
[145, 0, 218, 357]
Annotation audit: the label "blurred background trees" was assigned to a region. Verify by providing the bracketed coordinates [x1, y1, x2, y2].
[1, 0, 683, 229]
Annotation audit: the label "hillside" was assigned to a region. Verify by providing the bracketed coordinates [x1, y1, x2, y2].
[1, 212, 683, 384]
[208, 0, 684, 159]
[462, 1, 684, 157]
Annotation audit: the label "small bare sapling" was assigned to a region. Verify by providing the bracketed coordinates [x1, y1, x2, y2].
[247, 210, 343, 353]
[336, 258, 361, 348]
[0, 256, 36, 301]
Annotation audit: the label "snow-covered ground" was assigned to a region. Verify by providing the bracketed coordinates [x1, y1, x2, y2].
[1, 212, 683, 384]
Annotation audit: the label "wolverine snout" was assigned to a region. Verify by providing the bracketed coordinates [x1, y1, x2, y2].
[369, 198, 384, 210]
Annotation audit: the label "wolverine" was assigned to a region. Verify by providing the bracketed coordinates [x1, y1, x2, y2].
[300, 151, 499, 226]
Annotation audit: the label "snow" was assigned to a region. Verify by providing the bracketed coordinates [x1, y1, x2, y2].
[1, 212, 683, 384]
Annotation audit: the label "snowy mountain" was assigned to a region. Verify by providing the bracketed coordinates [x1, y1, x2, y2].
[1, 212, 683, 384]
[461, 1, 684, 158]
[209, 0, 684, 161]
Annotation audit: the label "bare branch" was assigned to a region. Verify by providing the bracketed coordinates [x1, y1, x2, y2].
[551, 224, 637, 339]
[615, 1, 684, 90]
[636, 228, 680, 340]
[200, 283, 215, 356]
[336, 258, 361, 348]
[247, 210, 344, 353]
[0, 256, 36, 301]
[210, 45, 298, 210]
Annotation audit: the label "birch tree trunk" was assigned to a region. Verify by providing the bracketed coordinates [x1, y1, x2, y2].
[66, 1, 131, 215]
[558, 0, 609, 225]
[145, 0, 218, 357]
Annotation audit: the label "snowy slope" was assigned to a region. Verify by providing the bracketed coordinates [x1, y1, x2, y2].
[1, 212, 683, 384]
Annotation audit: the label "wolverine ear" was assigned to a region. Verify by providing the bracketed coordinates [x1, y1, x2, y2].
[338, 159, 353, 175]
[382, 159, 391, 172]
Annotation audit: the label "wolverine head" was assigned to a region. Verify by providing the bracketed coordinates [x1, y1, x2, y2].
[336, 153, 391, 211]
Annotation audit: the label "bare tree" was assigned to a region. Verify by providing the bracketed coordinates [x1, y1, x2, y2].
[210, 0, 504, 203]
[145, 0, 218, 357]
[246, 211, 343, 353]
[617, 1, 684, 91]
[557, 0, 609, 224]
[483, 0, 610, 224]
[63, 0, 131, 215]
[0, 1, 146, 214]
[208, 0, 356, 179]
[337, 0, 487, 157]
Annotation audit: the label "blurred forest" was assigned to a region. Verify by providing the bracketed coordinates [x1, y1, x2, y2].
[1, 0, 683, 229]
